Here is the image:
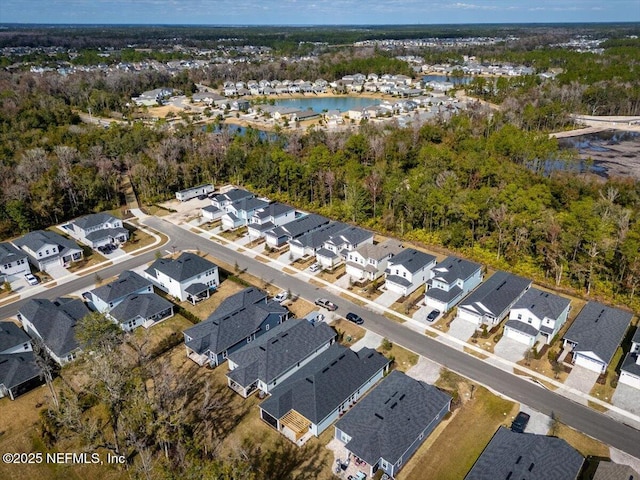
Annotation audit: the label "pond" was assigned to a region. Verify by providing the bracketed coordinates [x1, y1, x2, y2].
[273, 96, 382, 113]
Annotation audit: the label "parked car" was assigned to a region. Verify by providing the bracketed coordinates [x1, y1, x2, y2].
[345, 312, 364, 325]
[426, 309, 440, 322]
[24, 273, 39, 286]
[510, 411, 530, 433]
[309, 262, 321, 272]
[197, 194, 207, 200]
[315, 298, 337, 311]
[273, 290, 289, 303]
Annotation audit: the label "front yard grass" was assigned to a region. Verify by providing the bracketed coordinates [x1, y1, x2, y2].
[120, 223, 157, 253]
[177, 279, 245, 320]
[552, 423, 610, 458]
[331, 318, 365, 347]
[589, 346, 624, 405]
[377, 341, 419, 372]
[66, 247, 107, 274]
[317, 264, 347, 283]
[390, 285, 425, 316]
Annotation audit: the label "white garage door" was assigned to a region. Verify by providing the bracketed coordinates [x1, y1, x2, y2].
[619, 371, 640, 389]
[574, 354, 605, 373]
[504, 326, 534, 347]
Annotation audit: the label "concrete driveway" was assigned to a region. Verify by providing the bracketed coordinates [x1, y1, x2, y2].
[406, 356, 441, 384]
[517, 405, 551, 435]
[413, 304, 440, 323]
[350, 330, 382, 351]
[376, 289, 402, 307]
[46, 263, 74, 280]
[494, 337, 529, 363]
[613, 383, 640, 417]
[564, 365, 600, 395]
[440, 317, 477, 351]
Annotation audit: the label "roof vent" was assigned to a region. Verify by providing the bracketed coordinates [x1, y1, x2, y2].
[322, 367, 329, 373]
[516, 456, 522, 464]
[374, 413, 384, 420]
[528, 463, 535, 472]
[399, 394, 406, 401]
[390, 402, 398, 409]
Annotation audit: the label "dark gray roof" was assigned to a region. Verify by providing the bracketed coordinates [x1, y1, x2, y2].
[229, 197, 268, 213]
[85, 227, 128, 242]
[465, 427, 584, 480]
[430, 256, 481, 285]
[91, 271, 151, 304]
[426, 285, 463, 303]
[459, 271, 531, 318]
[202, 205, 221, 214]
[350, 241, 403, 262]
[14, 230, 82, 258]
[512, 288, 570, 321]
[254, 202, 294, 220]
[316, 247, 338, 259]
[214, 188, 253, 204]
[227, 320, 336, 388]
[289, 222, 349, 250]
[388, 248, 435, 274]
[0, 322, 31, 353]
[267, 214, 330, 240]
[593, 461, 640, 480]
[325, 226, 373, 248]
[336, 370, 451, 467]
[19, 297, 89, 357]
[621, 352, 640, 378]
[108, 293, 173, 324]
[146, 252, 218, 282]
[0, 352, 40, 391]
[632, 327, 640, 345]
[564, 301, 632, 365]
[248, 221, 275, 233]
[385, 275, 413, 288]
[184, 287, 287, 356]
[185, 283, 208, 295]
[72, 212, 119, 230]
[260, 344, 389, 425]
[505, 319, 539, 337]
[0, 242, 27, 265]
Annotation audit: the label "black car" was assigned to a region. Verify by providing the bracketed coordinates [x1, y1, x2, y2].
[510, 411, 530, 433]
[345, 312, 364, 325]
[197, 194, 207, 200]
[426, 309, 440, 321]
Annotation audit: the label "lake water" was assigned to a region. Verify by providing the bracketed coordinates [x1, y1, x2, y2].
[274, 96, 381, 113]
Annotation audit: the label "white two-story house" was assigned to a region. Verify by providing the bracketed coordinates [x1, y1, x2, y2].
[504, 288, 571, 348]
[0, 242, 31, 280]
[424, 256, 483, 313]
[384, 248, 436, 297]
[84, 270, 154, 313]
[221, 197, 269, 231]
[202, 188, 255, 222]
[69, 212, 129, 248]
[145, 252, 219, 304]
[345, 240, 403, 283]
[247, 202, 296, 240]
[13, 230, 83, 272]
[315, 226, 374, 270]
[620, 328, 640, 389]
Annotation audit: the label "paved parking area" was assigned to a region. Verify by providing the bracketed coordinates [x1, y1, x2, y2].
[494, 337, 529, 363]
[413, 304, 440, 323]
[440, 317, 476, 351]
[406, 355, 442, 384]
[518, 405, 551, 435]
[350, 330, 382, 351]
[564, 365, 600, 394]
[612, 383, 640, 417]
[46, 263, 74, 280]
[376, 289, 402, 307]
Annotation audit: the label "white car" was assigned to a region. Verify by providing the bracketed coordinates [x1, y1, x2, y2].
[273, 290, 288, 303]
[25, 273, 39, 286]
[309, 262, 321, 272]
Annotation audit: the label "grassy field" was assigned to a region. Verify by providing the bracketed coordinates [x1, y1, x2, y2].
[331, 318, 365, 347]
[378, 341, 419, 372]
[553, 423, 610, 458]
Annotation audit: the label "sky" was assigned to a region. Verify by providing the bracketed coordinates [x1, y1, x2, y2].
[1, 0, 639, 25]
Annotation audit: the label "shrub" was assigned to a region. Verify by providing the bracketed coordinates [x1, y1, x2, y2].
[380, 338, 393, 352]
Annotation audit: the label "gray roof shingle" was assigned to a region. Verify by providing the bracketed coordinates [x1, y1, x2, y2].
[266, 214, 330, 240]
[91, 271, 151, 304]
[388, 248, 435, 274]
[184, 287, 287, 356]
[19, 297, 89, 358]
[430, 256, 481, 285]
[214, 188, 253, 204]
[108, 293, 173, 324]
[621, 352, 640, 378]
[289, 222, 349, 250]
[0, 242, 27, 265]
[227, 320, 336, 388]
[459, 271, 531, 318]
[325, 226, 373, 248]
[260, 344, 389, 425]
[14, 230, 82, 260]
[504, 319, 540, 337]
[512, 288, 570, 321]
[0, 322, 31, 353]
[465, 427, 584, 480]
[564, 301, 633, 365]
[593, 461, 640, 480]
[146, 252, 218, 282]
[254, 202, 294, 220]
[71, 212, 119, 230]
[85, 227, 129, 242]
[0, 352, 40, 392]
[336, 370, 451, 467]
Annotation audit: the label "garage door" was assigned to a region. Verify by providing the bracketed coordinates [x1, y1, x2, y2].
[574, 354, 605, 373]
[504, 326, 534, 347]
[619, 371, 640, 389]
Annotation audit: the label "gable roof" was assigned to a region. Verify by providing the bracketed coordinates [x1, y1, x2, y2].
[289, 222, 349, 250]
[184, 287, 287, 356]
[267, 214, 329, 240]
[229, 197, 269, 213]
[593, 461, 640, 480]
[90, 271, 151, 304]
[388, 248, 436, 274]
[459, 271, 531, 318]
[0, 352, 40, 392]
[632, 326, 640, 345]
[260, 344, 389, 425]
[71, 212, 119, 230]
[564, 301, 633, 365]
[336, 370, 451, 467]
[254, 202, 294, 221]
[14, 230, 81, 257]
[325, 226, 373, 248]
[227, 320, 336, 388]
[0, 322, 31, 352]
[19, 297, 89, 357]
[85, 227, 129, 242]
[214, 188, 253, 204]
[0, 242, 27, 265]
[146, 252, 218, 282]
[465, 427, 584, 480]
[351, 240, 403, 262]
[430, 256, 481, 285]
[512, 288, 571, 321]
[108, 293, 174, 324]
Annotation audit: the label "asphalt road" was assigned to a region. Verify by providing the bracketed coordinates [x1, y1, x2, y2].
[4, 216, 640, 458]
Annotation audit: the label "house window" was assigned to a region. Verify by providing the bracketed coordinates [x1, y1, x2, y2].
[517, 314, 522, 320]
[527, 318, 532, 324]
[265, 324, 270, 331]
[222, 351, 227, 359]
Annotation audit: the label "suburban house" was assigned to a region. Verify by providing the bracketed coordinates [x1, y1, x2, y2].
[345, 240, 403, 283]
[424, 256, 483, 312]
[0, 242, 31, 279]
[288, 222, 349, 259]
[247, 202, 296, 240]
[13, 230, 83, 272]
[107, 293, 175, 332]
[221, 197, 269, 231]
[18, 297, 90, 366]
[226, 319, 337, 397]
[259, 344, 390, 445]
[175, 183, 214, 201]
[0, 322, 41, 400]
[203, 188, 255, 222]
[68, 212, 129, 248]
[465, 427, 584, 480]
[315, 226, 374, 270]
[84, 270, 153, 313]
[384, 248, 436, 296]
[456, 271, 531, 329]
[183, 287, 289, 368]
[504, 288, 571, 348]
[334, 370, 451, 478]
[264, 213, 330, 249]
[620, 327, 640, 389]
[592, 461, 640, 480]
[563, 301, 633, 374]
[144, 252, 219, 304]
